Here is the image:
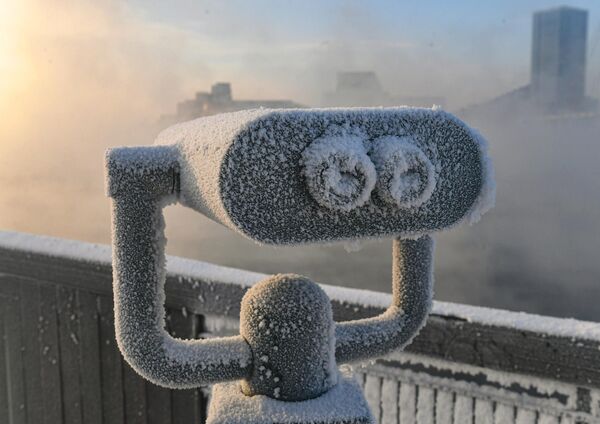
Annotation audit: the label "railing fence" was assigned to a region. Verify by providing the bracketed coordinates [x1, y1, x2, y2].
[1, 232, 599, 424]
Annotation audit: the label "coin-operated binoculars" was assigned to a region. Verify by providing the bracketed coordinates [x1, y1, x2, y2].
[106, 108, 494, 424]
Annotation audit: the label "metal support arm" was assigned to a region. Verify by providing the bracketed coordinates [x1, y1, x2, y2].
[107, 146, 253, 389]
[335, 236, 434, 364]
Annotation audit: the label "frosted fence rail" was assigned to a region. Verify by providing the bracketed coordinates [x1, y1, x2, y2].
[0, 230, 599, 424]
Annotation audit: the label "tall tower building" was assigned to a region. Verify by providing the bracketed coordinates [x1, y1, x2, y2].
[531, 6, 588, 111]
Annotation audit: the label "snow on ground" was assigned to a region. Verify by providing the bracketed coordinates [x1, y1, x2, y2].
[207, 368, 373, 424]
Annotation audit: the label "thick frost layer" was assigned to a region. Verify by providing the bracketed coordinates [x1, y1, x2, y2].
[0, 229, 263, 287]
[240, 274, 337, 401]
[105, 145, 180, 198]
[0, 230, 112, 264]
[335, 236, 434, 364]
[207, 369, 373, 424]
[301, 128, 376, 212]
[155, 110, 267, 228]
[388, 351, 581, 408]
[155, 107, 495, 244]
[105, 141, 432, 404]
[464, 126, 496, 224]
[106, 138, 436, 411]
[106, 148, 253, 389]
[111, 192, 253, 388]
[369, 135, 436, 209]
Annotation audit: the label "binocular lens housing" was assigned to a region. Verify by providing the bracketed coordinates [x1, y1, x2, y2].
[153, 108, 493, 244]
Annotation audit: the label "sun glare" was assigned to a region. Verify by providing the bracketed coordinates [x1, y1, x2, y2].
[0, 1, 25, 103]
[0, 1, 19, 68]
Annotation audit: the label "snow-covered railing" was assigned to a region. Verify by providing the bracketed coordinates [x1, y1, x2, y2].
[0, 230, 599, 423]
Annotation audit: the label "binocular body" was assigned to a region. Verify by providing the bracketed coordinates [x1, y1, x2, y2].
[151, 108, 493, 244]
[105, 107, 494, 424]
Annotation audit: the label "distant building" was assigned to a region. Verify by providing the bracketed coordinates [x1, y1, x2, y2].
[163, 82, 303, 123]
[323, 71, 445, 108]
[461, 6, 597, 119]
[531, 6, 588, 111]
[324, 72, 386, 106]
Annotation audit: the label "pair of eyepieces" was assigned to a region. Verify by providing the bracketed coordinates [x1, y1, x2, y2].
[302, 133, 436, 212]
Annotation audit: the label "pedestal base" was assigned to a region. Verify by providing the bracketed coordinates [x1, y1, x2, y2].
[206, 370, 374, 424]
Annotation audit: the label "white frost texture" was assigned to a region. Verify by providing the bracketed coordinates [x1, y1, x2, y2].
[335, 236, 434, 364]
[106, 145, 254, 389]
[104, 106, 497, 421]
[301, 128, 376, 212]
[238, 274, 339, 401]
[207, 369, 373, 424]
[369, 135, 437, 209]
[155, 107, 495, 245]
[463, 126, 496, 224]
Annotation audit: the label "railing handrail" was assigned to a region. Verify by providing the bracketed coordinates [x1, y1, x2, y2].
[1, 229, 599, 389]
[1, 229, 599, 341]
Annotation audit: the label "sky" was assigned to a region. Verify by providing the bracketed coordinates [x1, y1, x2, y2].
[122, 0, 600, 107]
[3, 0, 600, 123]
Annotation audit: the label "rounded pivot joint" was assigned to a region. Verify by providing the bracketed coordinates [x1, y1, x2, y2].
[240, 274, 337, 401]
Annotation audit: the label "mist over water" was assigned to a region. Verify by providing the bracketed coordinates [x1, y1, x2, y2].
[443, 114, 600, 320]
[2, 109, 599, 321]
[1, 0, 600, 321]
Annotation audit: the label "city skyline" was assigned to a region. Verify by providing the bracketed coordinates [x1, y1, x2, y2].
[6, 0, 600, 122]
[123, 0, 600, 109]
[167, 6, 596, 121]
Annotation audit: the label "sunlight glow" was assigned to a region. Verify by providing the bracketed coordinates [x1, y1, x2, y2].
[0, 0, 29, 143]
[0, 2, 19, 81]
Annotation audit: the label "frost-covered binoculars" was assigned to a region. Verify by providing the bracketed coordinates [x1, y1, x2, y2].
[106, 108, 494, 424]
